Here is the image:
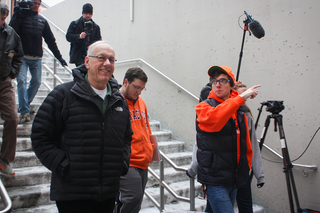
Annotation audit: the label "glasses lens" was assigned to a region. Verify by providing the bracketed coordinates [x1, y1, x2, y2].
[213, 78, 228, 85]
[220, 79, 227, 85]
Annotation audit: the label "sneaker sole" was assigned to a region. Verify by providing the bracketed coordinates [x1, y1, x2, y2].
[0, 165, 15, 177]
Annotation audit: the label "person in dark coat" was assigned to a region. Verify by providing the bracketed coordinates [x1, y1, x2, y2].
[0, 2, 23, 176]
[31, 41, 132, 213]
[66, 3, 102, 66]
[9, 0, 67, 123]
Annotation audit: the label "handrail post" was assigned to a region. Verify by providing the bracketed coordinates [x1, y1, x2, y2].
[160, 159, 165, 212]
[190, 176, 195, 211]
[53, 58, 57, 87]
[0, 178, 12, 213]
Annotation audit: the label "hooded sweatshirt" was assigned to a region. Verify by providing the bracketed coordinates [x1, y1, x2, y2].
[196, 89, 253, 168]
[126, 96, 154, 169]
[195, 89, 253, 188]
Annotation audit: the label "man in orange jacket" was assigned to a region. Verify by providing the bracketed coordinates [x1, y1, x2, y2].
[195, 65, 261, 213]
[115, 67, 154, 213]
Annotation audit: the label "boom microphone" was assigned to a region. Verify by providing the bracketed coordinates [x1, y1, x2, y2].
[244, 11, 265, 39]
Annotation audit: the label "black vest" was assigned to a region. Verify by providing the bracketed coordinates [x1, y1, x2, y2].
[196, 98, 250, 188]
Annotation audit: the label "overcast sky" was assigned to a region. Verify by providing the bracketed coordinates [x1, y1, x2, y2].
[42, 0, 64, 7]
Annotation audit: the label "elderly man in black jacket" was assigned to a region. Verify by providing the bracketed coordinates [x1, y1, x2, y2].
[31, 41, 132, 213]
[0, 2, 24, 176]
[66, 3, 102, 67]
[9, 0, 67, 124]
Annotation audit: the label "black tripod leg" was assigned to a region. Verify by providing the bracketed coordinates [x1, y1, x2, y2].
[276, 115, 302, 213]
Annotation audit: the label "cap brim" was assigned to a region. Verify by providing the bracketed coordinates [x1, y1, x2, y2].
[208, 66, 225, 77]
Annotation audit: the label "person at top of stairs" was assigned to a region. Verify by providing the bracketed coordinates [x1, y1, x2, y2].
[66, 3, 102, 67]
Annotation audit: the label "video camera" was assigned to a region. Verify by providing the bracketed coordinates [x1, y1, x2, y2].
[17, 0, 34, 8]
[261, 100, 285, 114]
[84, 21, 93, 35]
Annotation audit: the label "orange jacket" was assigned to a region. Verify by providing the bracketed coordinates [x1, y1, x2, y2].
[196, 89, 253, 169]
[126, 97, 154, 169]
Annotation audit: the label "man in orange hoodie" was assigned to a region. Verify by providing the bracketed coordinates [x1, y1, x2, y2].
[115, 67, 154, 213]
[195, 65, 261, 213]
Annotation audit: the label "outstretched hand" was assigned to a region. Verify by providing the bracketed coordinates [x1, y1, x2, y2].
[239, 85, 261, 101]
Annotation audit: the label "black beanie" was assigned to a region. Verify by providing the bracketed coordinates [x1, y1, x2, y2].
[82, 3, 93, 14]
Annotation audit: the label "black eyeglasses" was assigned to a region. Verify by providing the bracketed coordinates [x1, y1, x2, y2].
[212, 78, 230, 85]
[88, 55, 117, 64]
[131, 83, 146, 92]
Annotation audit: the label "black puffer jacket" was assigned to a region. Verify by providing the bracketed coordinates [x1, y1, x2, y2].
[66, 17, 101, 65]
[0, 23, 24, 81]
[31, 65, 132, 201]
[196, 98, 250, 189]
[9, 8, 62, 59]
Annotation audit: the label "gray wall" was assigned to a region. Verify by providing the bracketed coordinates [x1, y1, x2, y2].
[41, 0, 320, 212]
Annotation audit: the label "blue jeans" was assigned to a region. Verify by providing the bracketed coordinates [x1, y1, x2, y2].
[16, 58, 42, 115]
[205, 185, 237, 213]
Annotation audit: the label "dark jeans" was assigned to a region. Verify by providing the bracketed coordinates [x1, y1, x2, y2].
[56, 198, 115, 213]
[236, 177, 253, 213]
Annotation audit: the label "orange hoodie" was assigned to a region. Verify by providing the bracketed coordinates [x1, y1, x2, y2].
[126, 97, 154, 169]
[195, 89, 253, 169]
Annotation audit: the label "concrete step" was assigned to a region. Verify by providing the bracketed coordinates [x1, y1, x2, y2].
[148, 151, 192, 170]
[149, 120, 161, 132]
[140, 197, 206, 212]
[0, 124, 31, 138]
[141, 180, 203, 210]
[1, 166, 51, 188]
[7, 183, 53, 210]
[158, 141, 185, 154]
[12, 204, 58, 213]
[12, 151, 42, 168]
[147, 164, 191, 187]
[153, 130, 173, 142]
[0, 137, 32, 152]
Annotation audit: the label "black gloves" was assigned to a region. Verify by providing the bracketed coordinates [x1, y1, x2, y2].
[9, 70, 19, 79]
[257, 182, 265, 188]
[58, 57, 68, 67]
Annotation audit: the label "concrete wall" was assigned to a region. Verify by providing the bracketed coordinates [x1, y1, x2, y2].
[41, 0, 320, 212]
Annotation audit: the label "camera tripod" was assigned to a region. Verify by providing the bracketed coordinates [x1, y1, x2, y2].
[255, 105, 302, 213]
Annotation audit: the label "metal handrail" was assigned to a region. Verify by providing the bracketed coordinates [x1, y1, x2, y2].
[147, 150, 195, 212]
[0, 178, 12, 213]
[116, 59, 199, 101]
[43, 46, 72, 74]
[42, 46, 72, 89]
[262, 143, 317, 171]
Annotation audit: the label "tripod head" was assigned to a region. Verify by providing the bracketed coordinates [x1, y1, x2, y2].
[262, 100, 285, 114]
[255, 100, 285, 130]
